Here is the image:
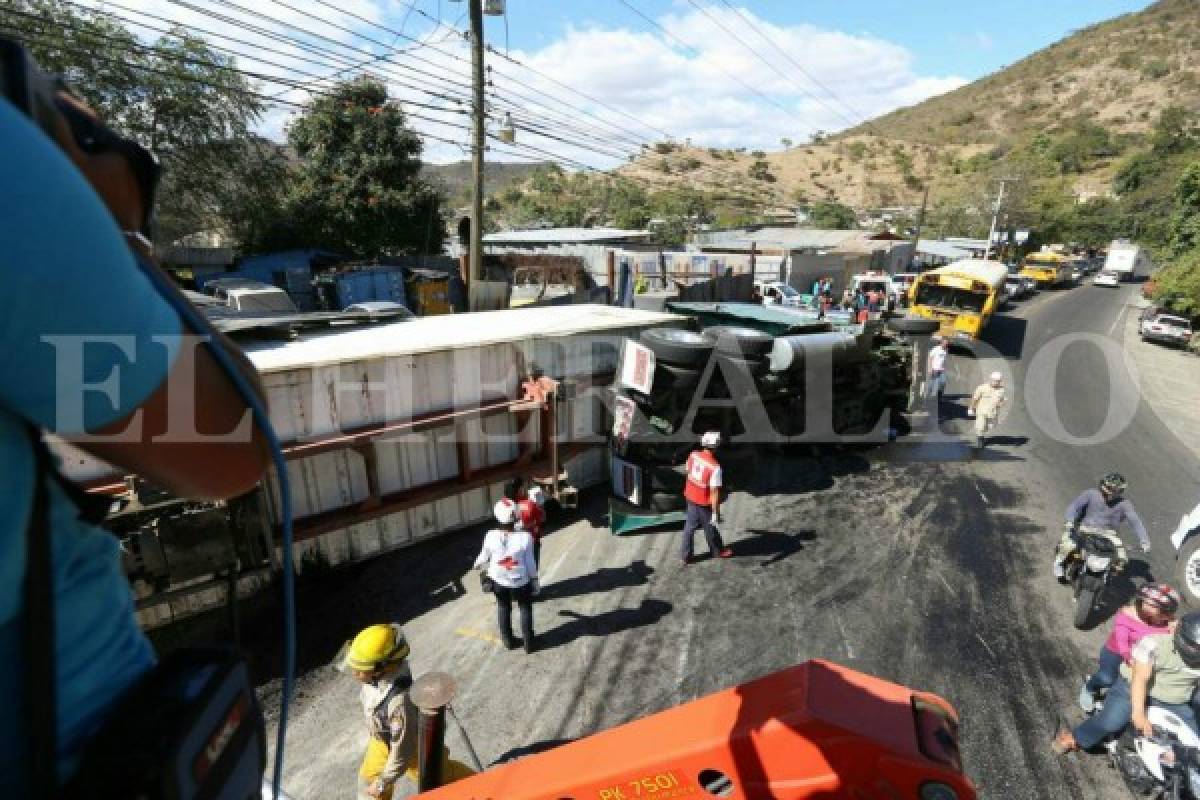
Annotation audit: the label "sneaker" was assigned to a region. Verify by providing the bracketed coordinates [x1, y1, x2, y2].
[717, 548, 734, 559]
[1078, 679, 1096, 713]
[1053, 561, 1065, 581]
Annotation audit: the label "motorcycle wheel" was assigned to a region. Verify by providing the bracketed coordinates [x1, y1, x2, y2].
[1074, 585, 1096, 629]
[1114, 728, 1158, 795]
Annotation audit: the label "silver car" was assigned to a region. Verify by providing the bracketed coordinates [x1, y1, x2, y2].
[1140, 313, 1193, 347]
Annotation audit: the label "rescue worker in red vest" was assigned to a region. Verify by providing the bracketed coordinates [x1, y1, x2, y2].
[341, 624, 418, 800]
[518, 485, 548, 568]
[681, 431, 734, 564]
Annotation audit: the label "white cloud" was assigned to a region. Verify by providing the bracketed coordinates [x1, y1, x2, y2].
[69, 1, 966, 168]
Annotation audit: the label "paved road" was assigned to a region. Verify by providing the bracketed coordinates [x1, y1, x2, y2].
[246, 280, 1200, 799]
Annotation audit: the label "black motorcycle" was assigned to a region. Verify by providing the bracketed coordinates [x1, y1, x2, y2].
[1062, 528, 1120, 629]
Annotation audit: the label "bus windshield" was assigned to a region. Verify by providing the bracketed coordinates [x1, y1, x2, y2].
[914, 283, 987, 313]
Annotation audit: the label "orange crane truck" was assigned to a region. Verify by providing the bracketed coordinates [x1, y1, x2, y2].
[417, 659, 975, 800]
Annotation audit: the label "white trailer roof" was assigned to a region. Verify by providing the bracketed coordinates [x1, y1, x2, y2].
[243, 304, 681, 372]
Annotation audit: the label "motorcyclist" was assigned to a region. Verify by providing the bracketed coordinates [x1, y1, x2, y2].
[1078, 583, 1179, 713]
[1053, 473, 1150, 580]
[1053, 610, 1200, 755]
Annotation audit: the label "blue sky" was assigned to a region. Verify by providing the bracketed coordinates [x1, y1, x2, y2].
[489, 0, 1153, 82]
[117, 0, 1158, 164]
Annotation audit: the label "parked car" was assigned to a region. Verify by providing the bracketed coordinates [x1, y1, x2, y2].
[1140, 312, 1193, 348]
[1093, 271, 1120, 288]
[1018, 276, 1037, 296]
[755, 280, 803, 307]
[203, 278, 299, 313]
[1003, 276, 1026, 300]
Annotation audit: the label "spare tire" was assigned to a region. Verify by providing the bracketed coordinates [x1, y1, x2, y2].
[652, 362, 701, 395]
[641, 328, 715, 367]
[886, 317, 940, 335]
[713, 353, 770, 379]
[649, 492, 686, 512]
[703, 325, 774, 358]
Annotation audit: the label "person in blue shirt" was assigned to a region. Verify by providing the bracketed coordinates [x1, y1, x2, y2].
[0, 84, 269, 793]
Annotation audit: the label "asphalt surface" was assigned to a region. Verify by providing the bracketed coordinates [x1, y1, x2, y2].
[235, 279, 1200, 799]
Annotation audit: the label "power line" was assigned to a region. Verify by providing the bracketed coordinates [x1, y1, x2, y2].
[614, 0, 807, 125]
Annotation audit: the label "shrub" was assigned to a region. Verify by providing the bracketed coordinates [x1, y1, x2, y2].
[1143, 60, 1170, 79]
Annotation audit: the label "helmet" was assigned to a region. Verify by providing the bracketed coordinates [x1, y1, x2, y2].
[989, 371, 1003, 383]
[494, 498, 517, 525]
[1099, 472, 1127, 497]
[1174, 612, 1200, 669]
[700, 431, 721, 449]
[340, 623, 410, 673]
[1136, 583, 1180, 618]
[527, 486, 546, 508]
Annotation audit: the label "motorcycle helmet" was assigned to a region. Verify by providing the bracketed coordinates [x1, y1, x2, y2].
[1173, 612, 1200, 669]
[1099, 472, 1127, 499]
[1135, 583, 1180, 620]
[494, 498, 517, 525]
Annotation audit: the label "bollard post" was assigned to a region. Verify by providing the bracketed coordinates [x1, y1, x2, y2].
[411, 672, 458, 792]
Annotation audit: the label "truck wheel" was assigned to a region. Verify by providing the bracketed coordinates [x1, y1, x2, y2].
[640, 329, 714, 368]
[886, 318, 940, 335]
[1176, 536, 1200, 609]
[703, 326, 774, 358]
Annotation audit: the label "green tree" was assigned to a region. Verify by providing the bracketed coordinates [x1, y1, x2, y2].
[3, 0, 274, 244]
[1151, 106, 1198, 156]
[1169, 162, 1200, 255]
[807, 201, 857, 229]
[283, 78, 444, 256]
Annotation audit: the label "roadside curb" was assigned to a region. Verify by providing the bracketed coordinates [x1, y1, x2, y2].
[1122, 297, 1200, 463]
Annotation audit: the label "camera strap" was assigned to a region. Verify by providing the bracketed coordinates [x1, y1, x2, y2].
[24, 422, 59, 798]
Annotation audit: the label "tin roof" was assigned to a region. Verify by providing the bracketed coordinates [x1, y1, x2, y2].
[243, 304, 680, 372]
[483, 227, 653, 244]
[916, 239, 973, 260]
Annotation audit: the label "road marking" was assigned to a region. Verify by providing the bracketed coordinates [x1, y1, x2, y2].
[975, 483, 989, 504]
[1108, 304, 1127, 337]
[834, 615, 855, 659]
[934, 570, 953, 594]
[975, 633, 997, 659]
[454, 626, 502, 646]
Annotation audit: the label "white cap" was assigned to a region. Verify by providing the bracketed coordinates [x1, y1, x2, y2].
[494, 498, 517, 525]
[527, 486, 546, 508]
[701, 431, 721, 448]
[990, 371, 1003, 382]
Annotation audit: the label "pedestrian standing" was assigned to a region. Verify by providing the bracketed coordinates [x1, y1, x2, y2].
[518, 486, 547, 567]
[681, 432, 733, 564]
[811, 277, 822, 297]
[967, 371, 1006, 449]
[341, 624, 418, 800]
[475, 500, 539, 652]
[925, 336, 949, 405]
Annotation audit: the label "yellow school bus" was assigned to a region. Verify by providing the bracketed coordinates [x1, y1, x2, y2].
[1019, 251, 1071, 287]
[907, 259, 1008, 342]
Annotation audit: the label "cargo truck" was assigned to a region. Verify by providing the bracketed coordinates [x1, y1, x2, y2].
[1104, 240, 1152, 282]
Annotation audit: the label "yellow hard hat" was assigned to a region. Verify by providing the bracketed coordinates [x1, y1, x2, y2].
[340, 623, 410, 673]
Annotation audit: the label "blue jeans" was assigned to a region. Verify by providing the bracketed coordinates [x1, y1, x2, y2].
[926, 370, 947, 399]
[1086, 646, 1123, 693]
[681, 502, 725, 560]
[1073, 677, 1200, 749]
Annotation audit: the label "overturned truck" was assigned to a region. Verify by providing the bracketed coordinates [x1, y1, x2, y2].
[608, 302, 936, 527]
[60, 305, 682, 627]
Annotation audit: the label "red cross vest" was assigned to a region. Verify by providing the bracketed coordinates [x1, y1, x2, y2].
[684, 450, 719, 506]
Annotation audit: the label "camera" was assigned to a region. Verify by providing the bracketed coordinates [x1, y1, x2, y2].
[1, 35, 160, 233]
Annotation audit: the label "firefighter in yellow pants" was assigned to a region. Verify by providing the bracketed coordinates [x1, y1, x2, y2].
[342, 624, 474, 799]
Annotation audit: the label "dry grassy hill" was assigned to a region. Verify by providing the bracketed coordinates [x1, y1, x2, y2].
[613, 0, 1199, 213]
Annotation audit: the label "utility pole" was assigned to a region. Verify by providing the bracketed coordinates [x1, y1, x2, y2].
[984, 178, 1011, 260]
[910, 182, 929, 261]
[468, 0, 486, 311]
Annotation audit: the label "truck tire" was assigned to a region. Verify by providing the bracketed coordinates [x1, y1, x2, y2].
[640, 329, 714, 368]
[1177, 535, 1200, 609]
[652, 363, 701, 394]
[702, 326, 774, 358]
[714, 353, 770, 379]
[886, 317, 940, 336]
